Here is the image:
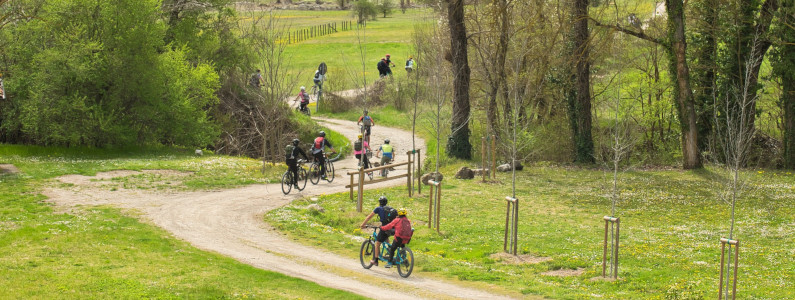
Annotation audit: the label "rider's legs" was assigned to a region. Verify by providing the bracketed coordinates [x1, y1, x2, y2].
[373, 229, 390, 265]
[386, 236, 405, 264]
[364, 126, 371, 143]
[287, 160, 299, 185]
[314, 152, 326, 177]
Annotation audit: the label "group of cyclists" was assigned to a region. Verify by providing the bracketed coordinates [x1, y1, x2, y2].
[284, 111, 395, 189]
[279, 61, 414, 271]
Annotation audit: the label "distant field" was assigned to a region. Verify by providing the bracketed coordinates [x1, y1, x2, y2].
[246, 8, 433, 92]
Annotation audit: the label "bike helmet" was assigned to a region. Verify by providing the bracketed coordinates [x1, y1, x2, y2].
[292, 138, 300, 145]
[384, 139, 390, 144]
[300, 86, 305, 91]
[319, 131, 326, 137]
[378, 196, 388, 205]
[363, 109, 368, 115]
[385, 54, 391, 57]
[358, 134, 363, 139]
[397, 208, 407, 216]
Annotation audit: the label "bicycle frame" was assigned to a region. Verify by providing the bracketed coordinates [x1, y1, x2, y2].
[367, 227, 405, 265]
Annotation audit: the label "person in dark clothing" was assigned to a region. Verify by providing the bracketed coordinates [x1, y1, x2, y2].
[286, 138, 308, 187]
[384, 54, 395, 77]
[311, 131, 336, 180]
[359, 196, 394, 266]
[377, 58, 387, 78]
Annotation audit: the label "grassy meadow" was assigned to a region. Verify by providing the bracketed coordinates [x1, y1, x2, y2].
[259, 9, 433, 93]
[266, 163, 795, 299]
[0, 122, 356, 298]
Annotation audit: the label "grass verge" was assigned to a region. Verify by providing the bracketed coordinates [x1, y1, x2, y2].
[265, 163, 795, 299]
[0, 144, 364, 299]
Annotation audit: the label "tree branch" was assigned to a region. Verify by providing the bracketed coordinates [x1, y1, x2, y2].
[589, 17, 665, 46]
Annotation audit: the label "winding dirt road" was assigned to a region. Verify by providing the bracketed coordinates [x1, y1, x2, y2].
[45, 117, 514, 299]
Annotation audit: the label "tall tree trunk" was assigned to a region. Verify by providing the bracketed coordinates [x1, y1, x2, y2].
[566, 0, 595, 164]
[745, 0, 779, 127]
[691, 0, 718, 153]
[720, 0, 778, 136]
[446, 0, 472, 159]
[496, 0, 511, 130]
[666, 0, 702, 169]
[778, 1, 795, 168]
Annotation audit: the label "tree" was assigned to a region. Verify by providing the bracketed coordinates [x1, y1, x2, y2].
[377, 0, 394, 18]
[772, 2, 795, 168]
[0, 0, 219, 147]
[565, 0, 595, 164]
[716, 0, 778, 138]
[445, 0, 472, 159]
[591, 0, 702, 169]
[352, 0, 377, 25]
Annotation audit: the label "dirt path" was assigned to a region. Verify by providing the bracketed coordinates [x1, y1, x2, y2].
[44, 117, 515, 300]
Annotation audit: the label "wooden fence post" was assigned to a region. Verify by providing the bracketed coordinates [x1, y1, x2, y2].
[481, 137, 486, 181]
[407, 151, 413, 197]
[357, 167, 364, 212]
[492, 135, 496, 179]
[417, 149, 422, 195]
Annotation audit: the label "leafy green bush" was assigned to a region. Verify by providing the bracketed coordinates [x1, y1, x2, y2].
[0, 0, 219, 148]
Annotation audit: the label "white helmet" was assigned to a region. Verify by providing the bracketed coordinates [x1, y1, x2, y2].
[300, 86, 305, 91]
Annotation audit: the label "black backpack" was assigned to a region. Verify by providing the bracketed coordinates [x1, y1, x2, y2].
[354, 139, 363, 151]
[380, 206, 397, 225]
[285, 144, 295, 159]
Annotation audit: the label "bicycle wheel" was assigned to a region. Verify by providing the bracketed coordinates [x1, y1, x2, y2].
[359, 240, 374, 269]
[397, 247, 414, 278]
[296, 168, 308, 191]
[309, 163, 321, 185]
[281, 172, 292, 195]
[325, 161, 335, 182]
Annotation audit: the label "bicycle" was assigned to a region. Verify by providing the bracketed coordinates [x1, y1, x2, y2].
[357, 151, 373, 180]
[295, 101, 311, 116]
[377, 155, 393, 177]
[309, 152, 335, 185]
[359, 125, 372, 143]
[281, 159, 308, 195]
[310, 84, 320, 101]
[359, 225, 414, 278]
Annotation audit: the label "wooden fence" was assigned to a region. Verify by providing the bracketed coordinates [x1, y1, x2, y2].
[346, 150, 419, 212]
[287, 20, 357, 44]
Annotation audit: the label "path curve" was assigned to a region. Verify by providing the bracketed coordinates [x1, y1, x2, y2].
[45, 117, 514, 299]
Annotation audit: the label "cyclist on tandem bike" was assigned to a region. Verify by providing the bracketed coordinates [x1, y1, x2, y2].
[359, 196, 395, 266]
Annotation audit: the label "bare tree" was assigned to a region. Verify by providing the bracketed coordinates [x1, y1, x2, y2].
[214, 10, 298, 168]
[711, 31, 765, 300]
[423, 22, 453, 173]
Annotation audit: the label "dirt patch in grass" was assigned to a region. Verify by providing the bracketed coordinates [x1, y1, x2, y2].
[541, 268, 585, 277]
[490, 252, 552, 265]
[57, 169, 193, 186]
[0, 164, 20, 174]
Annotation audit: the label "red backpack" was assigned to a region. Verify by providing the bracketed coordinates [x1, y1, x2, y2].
[313, 137, 324, 149]
[396, 218, 413, 244]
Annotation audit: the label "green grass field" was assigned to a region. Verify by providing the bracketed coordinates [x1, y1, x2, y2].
[0, 123, 359, 299]
[265, 9, 432, 93]
[265, 163, 795, 299]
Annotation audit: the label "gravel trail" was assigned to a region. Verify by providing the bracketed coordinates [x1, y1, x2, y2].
[45, 117, 515, 300]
